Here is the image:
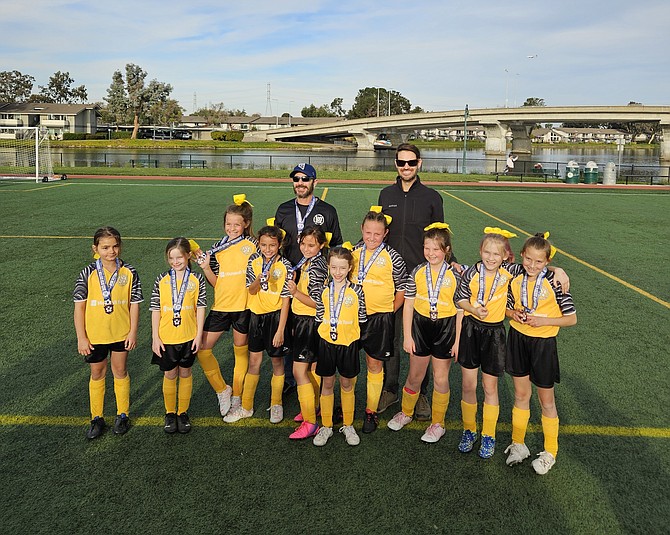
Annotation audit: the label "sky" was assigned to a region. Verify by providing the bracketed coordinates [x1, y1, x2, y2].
[3, 0, 669, 116]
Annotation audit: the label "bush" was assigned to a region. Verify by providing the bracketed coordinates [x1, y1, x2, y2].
[110, 131, 132, 139]
[211, 130, 244, 142]
[62, 133, 87, 140]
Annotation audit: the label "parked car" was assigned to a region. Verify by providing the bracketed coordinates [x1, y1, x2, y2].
[138, 127, 192, 140]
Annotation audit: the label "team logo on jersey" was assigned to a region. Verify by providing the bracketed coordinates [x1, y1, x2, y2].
[376, 256, 387, 267]
[187, 280, 197, 291]
[117, 274, 129, 286]
[242, 245, 253, 255]
[539, 287, 549, 300]
[441, 278, 452, 288]
[344, 296, 354, 307]
[271, 268, 282, 279]
[312, 214, 325, 225]
[496, 275, 509, 288]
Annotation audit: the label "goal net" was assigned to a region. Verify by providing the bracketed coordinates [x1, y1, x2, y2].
[0, 126, 56, 182]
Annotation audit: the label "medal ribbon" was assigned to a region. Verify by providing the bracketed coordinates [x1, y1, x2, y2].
[329, 280, 347, 339]
[208, 235, 244, 256]
[477, 263, 501, 306]
[96, 258, 120, 307]
[426, 261, 448, 317]
[520, 267, 547, 314]
[260, 254, 276, 289]
[289, 252, 320, 276]
[357, 244, 385, 285]
[170, 268, 190, 318]
[295, 197, 318, 235]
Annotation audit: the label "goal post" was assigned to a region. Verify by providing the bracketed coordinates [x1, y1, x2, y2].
[0, 126, 58, 182]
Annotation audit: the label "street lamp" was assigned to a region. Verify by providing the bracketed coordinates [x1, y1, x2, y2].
[505, 69, 509, 108]
[462, 104, 469, 174]
[388, 89, 393, 116]
[288, 100, 294, 127]
[272, 99, 279, 127]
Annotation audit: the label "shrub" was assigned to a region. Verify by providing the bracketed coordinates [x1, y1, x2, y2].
[211, 130, 244, 142]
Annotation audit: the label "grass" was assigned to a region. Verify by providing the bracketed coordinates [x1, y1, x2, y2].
[0, 178, 669, 534]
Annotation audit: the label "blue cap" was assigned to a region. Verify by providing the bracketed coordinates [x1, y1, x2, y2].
[290, 163, 317, 179]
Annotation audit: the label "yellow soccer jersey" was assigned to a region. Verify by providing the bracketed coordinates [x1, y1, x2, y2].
[315, 281, 367, 347]
[507, 270, 576, 338]
[291, 254, 329, 317]
[73, 261, 144, 345]
[209, 236, 258, 312]
[406, 262, 460, 319]
[150, 270, 207, 344]
[246, 254, 293, 315]
[350, 243, 407, 314]
[455, 261, 523, 323]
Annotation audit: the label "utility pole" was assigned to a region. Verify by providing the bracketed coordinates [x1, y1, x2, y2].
[462, 104, 469, 174]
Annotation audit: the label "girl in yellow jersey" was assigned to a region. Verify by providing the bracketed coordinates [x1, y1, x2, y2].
[351, 208, 407, 434]
[150, 238, 207, 434]
[312, 246, 367, 447]
[224, 225, 293, 424]
[286, 226, 329, 440]
[73, 227, 143, 439]
[195, 195, 258, 417]
[387, 223, 463, 444]
[504, 233, 576, 475]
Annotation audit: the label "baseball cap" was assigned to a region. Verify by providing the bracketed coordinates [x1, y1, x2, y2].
[290, 163, 317, 179]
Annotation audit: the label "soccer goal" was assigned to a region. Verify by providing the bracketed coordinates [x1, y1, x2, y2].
[0, 126, 62, 182]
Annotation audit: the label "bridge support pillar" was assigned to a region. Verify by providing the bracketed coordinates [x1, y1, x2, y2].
[509, 123, 533, 154]
[351, 129, 376, 151]
[482, 122, 508, 155]
[660, 124, 670, 162]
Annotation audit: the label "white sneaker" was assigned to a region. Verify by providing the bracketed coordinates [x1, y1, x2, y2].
[216, 385, 232, 416]
[230, 396, 241, 411]
[532, 451, 556, 475]
[387, 411, 412, 431]
[339, 425, 360, 446]
[313, 426, 333, 446]
[421, 423, 446, 443]
[223, 405, 253, 423]
[268, 404, 283, 424]
[504, 442, 531, 466]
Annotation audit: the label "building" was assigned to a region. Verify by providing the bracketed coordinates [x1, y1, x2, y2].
[0, 102, 99, 138]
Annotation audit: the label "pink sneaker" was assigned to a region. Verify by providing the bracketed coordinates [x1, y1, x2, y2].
[294, 408, 321, 422]
[289, 421, 319, 440]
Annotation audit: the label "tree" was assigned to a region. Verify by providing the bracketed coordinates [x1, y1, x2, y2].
[301, 103, 336, 117]
[522, 97, 546, 107]
[122, 63, 173, 138]
[192, 103, 247, 125]
[147, 98, 184, 126]
[347, 87, 414, 119]
[330, 97, 345, 117]
[0, 70, 35, 102]
[103, 70, 130, 125]
[38, 71, 88, 103]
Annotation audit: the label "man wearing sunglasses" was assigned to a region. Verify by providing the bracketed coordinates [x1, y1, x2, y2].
[275, 163, 344, 392]
[376, 143, 454, 419]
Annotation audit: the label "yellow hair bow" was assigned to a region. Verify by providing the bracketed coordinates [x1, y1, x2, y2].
[424, 222, 453, 234]
[93, 252, 100, 259]
[369, 205, 392, 225]
[233, 193, 253, 207]
[543, 232, 557, 259]
[266, 217, 286, 238]
[188, 239, 200, 251]
[484, 226, 517, 239]
[325, 232, 332, 246]
[341, 241, 353, 251]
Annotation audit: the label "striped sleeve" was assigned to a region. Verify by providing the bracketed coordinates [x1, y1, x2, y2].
[455, 264, 477, 303]
[352, 283, 367, 324]
[308, 256, 329, 301]
[207, 237, 226, 276]
[246, 253, 261, 287]
[405, 264, 422, 299]
[195, 272, 207, 308]
[73, 263, 95, 302]
[388, 246, 408, 292]
[314, 287, 325, 323]
[504, 261, 525, 277]
[546, 271, 576, 315]
[506, 275, 518, 309]
[125, 264, 144, 303]
[149, 272, 166, 311]
[280, 258, 293, 298]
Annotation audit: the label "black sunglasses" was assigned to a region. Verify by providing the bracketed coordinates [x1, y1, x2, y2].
[292, 176, 313, 182]
[395, 159, 419, 167]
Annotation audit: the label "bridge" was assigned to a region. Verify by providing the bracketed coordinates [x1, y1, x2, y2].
[244, 105, 670, 160]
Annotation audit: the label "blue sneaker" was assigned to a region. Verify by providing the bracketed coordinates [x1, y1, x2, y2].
[478, 434, 496, 458]
[458, 429, 478, 453]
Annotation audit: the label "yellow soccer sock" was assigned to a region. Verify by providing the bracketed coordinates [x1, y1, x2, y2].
[241, 373, 260, 411]
[366, 369, 384, 412]
[542, 415, 559, 457]
[431, 390, 450, 426]
[297, 383, 317, 424]
[162, 376, 177, 414]
[270, 373, 285, 406]
[177, 375, 193, 414]
[89, 377, 105, 420]
[197, 349, 226, 393]
[482, 403, 500, 438]
[320, 393, 334, 428]
[401, 387, 420, 417]
[512, 406, 531, 444]
[232, 344, 249, 397]
[461, 400, 478, 433]
[341, 386, 356, 426]
[308, 370, 321, 408]
[113, 375, 130, 416]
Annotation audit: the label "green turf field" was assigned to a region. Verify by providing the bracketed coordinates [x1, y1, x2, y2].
[0, 177, 668, 534]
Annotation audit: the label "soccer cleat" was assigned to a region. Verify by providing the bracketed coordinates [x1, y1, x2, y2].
[217, 385, 233, 417]
[268, 404, 284, 424]
[478, 434, 496, 459]
[177, 412, 192, 434]
[339, 425, 360, 446]
[289, 421, 319, 440]
[414, 393, 431, 421]
[362, 410, 379, 434]
[86, 416, 105, 440]
[223, 405, 253, 423]
[377, 390, 398, 414]
[458, 430, 478, 453]
[230, 396, 241, 411]
[294, 407, 320, 423]
[313, 426, 333, 446]
[387, 411, 413, 431]
[164, 413, 178, 434]
[504, 442, 531, 466]
[113, 413, 130, 435]
[421, 423, 446, 444]
[532, 451, 556, 475]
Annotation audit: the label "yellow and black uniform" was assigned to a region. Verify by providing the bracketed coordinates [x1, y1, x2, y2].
[455, 261, 523, 377]
[149, 270, 207, 371]
[291, 254, 329, 363]
[506, 269, 576, 387]
[246, 253, 293, 356]
[405, 261, 461, 359]
[73, 260, 144, 360]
